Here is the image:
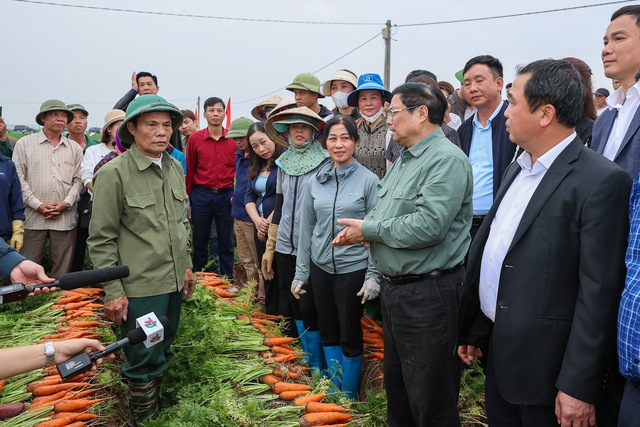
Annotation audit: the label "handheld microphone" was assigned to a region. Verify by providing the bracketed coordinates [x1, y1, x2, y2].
[0, 266, 130, 304]
[56, 315, 169, 381]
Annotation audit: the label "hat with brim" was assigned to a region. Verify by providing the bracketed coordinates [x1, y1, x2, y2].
[455, 69, 464, 84]
[117, 94, 183, 148]
[266, 96, 297, 119]
[36, 99, 74, 126]
[251, 95, 283, 122]
[286, 73, 325, 98]
[346, 73, 392, 107]
[226, 117, 255, 138]
[595, 88, 610, 97]
[101, 109, 126, 136]
[67, 104, 89, 117]
[265, 106, 326, 148]
[321, 70, 358, 96]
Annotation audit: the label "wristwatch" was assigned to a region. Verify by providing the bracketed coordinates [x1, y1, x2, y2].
[44, 341, 56, 367]
[65, 202, 71, 211]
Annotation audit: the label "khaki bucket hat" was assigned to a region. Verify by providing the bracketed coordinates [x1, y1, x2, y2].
[101, 109, 126, 136]
[265, 106, 326, 148]
[321, 70, 358, 96]
[286, 73, 325, 98]
[36, 99, 74, 126]
[251, 95, 283, 122]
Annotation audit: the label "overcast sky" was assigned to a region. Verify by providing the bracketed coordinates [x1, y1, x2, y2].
[0, 0, 631, 128]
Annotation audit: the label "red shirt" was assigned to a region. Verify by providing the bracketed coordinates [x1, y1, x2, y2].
[186, 128, 236, 195]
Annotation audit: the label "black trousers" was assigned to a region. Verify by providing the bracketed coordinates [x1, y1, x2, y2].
[310, 262, 365, 357]
[71, 223, 89, 272]
[275, 252, 318, 337]
[618, 380, 640, 426]
[254, 230, 279, 315]
[382, 268, 464, 427]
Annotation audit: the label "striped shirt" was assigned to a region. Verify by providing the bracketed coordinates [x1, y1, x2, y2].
[619, 174, 640, 380]
[12, 131, 83, 230]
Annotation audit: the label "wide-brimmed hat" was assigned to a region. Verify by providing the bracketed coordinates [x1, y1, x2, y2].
[455, 69, 464, 84]
[321, 70, 358, 96]
[67, 103, 89, 117]
[251, 95, 283, 122]
[226, 117, 254, 138]
[346, 73, 392, 107]
[36, 99, 74, 126]
[265, 106, 326, 147]
[266, 96, 297, 119]
[286, 73, 325, 98]
[117, 94, 182, 148]
[102, 109, 126, 136]
[595, 88, 610, 97]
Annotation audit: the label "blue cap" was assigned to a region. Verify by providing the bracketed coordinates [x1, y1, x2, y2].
[347, 73, 392, 107]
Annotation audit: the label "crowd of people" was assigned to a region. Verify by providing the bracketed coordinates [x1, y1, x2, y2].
[3, 4, 640, 426]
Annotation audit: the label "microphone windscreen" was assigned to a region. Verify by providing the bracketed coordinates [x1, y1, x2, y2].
[158, 316, 170, 329]
[127, 327, 148, 345]
[59, 266, 130, 290]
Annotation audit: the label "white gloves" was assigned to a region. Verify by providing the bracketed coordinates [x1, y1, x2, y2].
[291, 279, 306, 300]
[357, 278, 380, 304]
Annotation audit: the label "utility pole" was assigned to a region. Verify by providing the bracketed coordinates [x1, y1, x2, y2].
[382, 20, 391, 89]
[197, 96, 201, 129]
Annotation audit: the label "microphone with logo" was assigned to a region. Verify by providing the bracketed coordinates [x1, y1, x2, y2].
[56, 314, 169, 381]
[0, 266, 130, 304]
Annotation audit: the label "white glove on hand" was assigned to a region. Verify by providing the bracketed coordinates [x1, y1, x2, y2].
[291, 279, 307, 300]
[357, 278, 380, 304]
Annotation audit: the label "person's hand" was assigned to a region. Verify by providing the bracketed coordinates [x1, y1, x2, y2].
[555, 391, 596, 427]
[10, 260, 55, 287]
[332, 219, 367, 247]
[457, 345, 483, 366]
[104, 296, 128, 326]
[37, 203, 54, 215]
[357, 278, 380, 304]
[9, 220, 24, 252]
[49, 201, 68, 214]
[53, 338, 115, 367]
[182, 268, 196, 300]
[255, 217, 269, 237]
[131, 71, 138, 91]
[290, 279, 306, 300]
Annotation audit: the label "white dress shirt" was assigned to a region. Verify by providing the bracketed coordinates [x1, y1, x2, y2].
[602, 81, 640, 161]
[479, 132, 576, 321]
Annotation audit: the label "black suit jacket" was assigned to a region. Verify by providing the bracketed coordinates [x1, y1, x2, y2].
[458, 137, 631, 405]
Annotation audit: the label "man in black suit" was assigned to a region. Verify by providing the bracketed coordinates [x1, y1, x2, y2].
[457, 59, 632, 426]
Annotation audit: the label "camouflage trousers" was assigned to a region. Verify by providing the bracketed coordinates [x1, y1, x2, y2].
[129, 377, 161, 422]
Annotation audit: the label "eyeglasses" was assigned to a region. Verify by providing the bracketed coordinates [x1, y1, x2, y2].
[387, 106, 418, 119]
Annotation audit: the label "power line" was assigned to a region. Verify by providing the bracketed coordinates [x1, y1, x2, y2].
[396, 0, 634, 27]
[233, 32, 381, 105]
[11, 0, 383, 25]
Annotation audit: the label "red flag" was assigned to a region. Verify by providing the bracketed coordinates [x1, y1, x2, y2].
[224, 97, 232, 134]
[193, 103, 199, 124]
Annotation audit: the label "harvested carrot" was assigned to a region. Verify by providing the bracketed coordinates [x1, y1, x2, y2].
[272, 345, 297, 355]
[36, 415, 79, 427]
[251, 312, 282, 320]
[279, 390, 307, 401]
[271, 382, 312, 394]
[305, 402, 349, 413]
[298, 412, 353, 426]
[214, 288, 237, 298]
[70, 389, 97, 399]
[53, 398, 102, 413]
[364, 351, 384, 360]
[67, 320, 103, 328]
[30, 391, 70, 407]
[263, 354, 296, 364]
[53, 412, 98, 421]
[55, 295, 83, 305]
[64, 288, 102, 296]
[262, 374, 280, 386]
[264, 337, 295, 347]
[62, 301, 91, 311]
[293, 393, 325, 406]
[0, 379, 5, 393]
[32, 383, 84, 397]
[273, 369, 300, 379]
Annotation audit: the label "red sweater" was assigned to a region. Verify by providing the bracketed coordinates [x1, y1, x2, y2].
[186, 128, 236, 195]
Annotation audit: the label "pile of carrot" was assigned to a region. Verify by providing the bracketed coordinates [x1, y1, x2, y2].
[298, 401, 354, 426]
[195, 271, 239, 299]
[27, 288, 107, 426]
[361, 317, 384, 363]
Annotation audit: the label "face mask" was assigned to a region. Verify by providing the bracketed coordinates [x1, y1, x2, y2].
[331, 91, 350, 109]
[360, 108, 383, 123]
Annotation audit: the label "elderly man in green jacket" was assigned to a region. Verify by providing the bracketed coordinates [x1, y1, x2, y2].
[88, 95, 195, 424]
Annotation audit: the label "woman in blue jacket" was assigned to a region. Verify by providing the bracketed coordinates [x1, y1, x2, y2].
[245, 122, 284, 314]
[293, 115, 380, 398]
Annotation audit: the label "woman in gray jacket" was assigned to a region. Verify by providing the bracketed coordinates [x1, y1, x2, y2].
[293, 115, 380, 398]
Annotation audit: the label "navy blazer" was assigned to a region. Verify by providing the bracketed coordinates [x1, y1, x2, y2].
[458, 101, 516, 198]
[592, 105, 640, 177]
[244, 167, 278, 219]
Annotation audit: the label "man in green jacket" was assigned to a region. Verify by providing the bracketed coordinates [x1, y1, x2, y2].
[333, 82, 473, 427]
[88, 95, 195, 424]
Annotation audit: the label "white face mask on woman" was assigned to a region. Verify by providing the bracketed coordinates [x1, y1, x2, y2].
[360, 108, 383, 123]
[331, 91, 351, 109]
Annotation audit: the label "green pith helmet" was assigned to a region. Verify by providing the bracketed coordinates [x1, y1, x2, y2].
[35, 99, 74, 126]
[117, 94, 183, 148]
[225, 117, 254, 138]
[286, 73, 325, 98]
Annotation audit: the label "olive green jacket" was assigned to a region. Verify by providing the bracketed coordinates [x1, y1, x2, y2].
[88, 144, 192, 301]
